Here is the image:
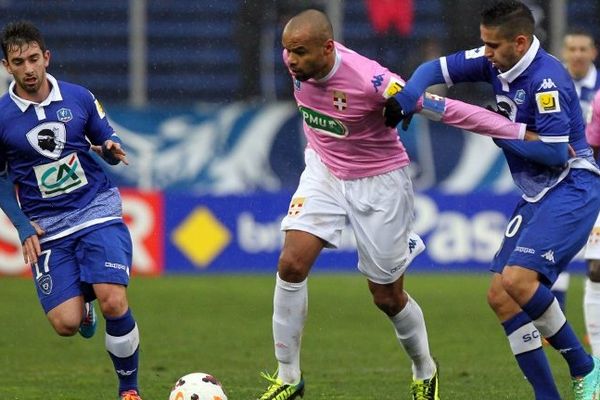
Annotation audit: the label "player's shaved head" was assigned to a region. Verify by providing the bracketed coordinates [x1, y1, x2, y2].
[283, 9, 334, 44]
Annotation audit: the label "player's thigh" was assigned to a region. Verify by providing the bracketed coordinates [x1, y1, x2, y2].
[77, 222, 133, 286]
[346, 167, 424, 284]
[31, 236, 82, 314]
[281, 149, 347, 249]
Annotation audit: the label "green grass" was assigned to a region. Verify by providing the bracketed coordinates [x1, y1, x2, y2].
[0, 273, 589, 399]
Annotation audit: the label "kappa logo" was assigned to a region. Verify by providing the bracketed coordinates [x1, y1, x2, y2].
[541, 249, 555, 263]
[371, 74, 384, 92]
[408, 238, 417, 253]
[537, 78, 557, 91]
[26, 122, 66, 160]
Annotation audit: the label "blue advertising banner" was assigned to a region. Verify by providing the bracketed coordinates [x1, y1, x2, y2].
[162, 191, 586, 275]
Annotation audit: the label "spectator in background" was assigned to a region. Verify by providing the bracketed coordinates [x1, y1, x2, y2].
[365, 0, 414, 78]
[552, 29, 600, 356]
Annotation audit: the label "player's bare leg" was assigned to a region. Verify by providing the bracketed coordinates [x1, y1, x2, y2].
[95, 283, 142, 400]
[46, 295, 86, 336]
[257, 230, 324, 400]
[369, 276, 438, 400]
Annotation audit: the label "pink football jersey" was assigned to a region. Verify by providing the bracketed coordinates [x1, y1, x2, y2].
[586, 90, 600, 148]
[285, 42, 525, 179]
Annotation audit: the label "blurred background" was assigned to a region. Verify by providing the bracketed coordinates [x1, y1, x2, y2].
[0, 0, 596, 276]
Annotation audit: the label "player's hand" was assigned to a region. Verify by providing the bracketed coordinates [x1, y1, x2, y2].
[22, 221, 44, 265]
[383, 97, 406, 128]
[524, 131, 540, 141]
[102, 139, 129, 165]
[485, 105, 510, 119]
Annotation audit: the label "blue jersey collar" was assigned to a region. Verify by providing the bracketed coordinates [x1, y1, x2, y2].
[497, 36, 540, 90]
[9, 73, 63, 112]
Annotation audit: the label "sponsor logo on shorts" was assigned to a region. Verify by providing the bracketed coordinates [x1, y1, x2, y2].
[37, 274, 53, 295]
[515, 246, 535, 254]
[105, 261, 130, 276]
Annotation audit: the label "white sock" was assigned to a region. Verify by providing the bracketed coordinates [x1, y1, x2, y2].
[584, 279, 600, 357]
[390, 295, 436, 380]
[273, 273, 307, 384]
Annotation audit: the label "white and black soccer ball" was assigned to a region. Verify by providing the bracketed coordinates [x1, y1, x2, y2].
[168, 372, 228, 400]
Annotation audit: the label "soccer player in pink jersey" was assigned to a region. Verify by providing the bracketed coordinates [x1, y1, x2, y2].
[584, 90, 600, 356]
[255, 9, 534, 400]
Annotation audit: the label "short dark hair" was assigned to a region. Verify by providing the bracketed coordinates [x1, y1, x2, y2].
[1, 20, 46, 60]
[564, 27, 596, 47]
[481, 1, 535, 39]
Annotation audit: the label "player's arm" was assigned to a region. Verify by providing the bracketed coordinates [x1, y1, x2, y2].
[0, 167, 43, 264]
[389, 48, 490, 115]
[83, 90, 128, 165]
[414, 93, 538, 141]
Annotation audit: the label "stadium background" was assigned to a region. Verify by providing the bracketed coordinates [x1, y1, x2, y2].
[0, 0, 596, 277]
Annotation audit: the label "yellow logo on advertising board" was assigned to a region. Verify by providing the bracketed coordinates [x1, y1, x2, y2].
[172, 207, 231, 267]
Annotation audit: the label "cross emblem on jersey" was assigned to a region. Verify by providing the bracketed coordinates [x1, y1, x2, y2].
[333, 90, 347, 111]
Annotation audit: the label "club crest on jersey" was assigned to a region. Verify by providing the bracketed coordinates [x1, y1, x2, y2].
[514, 89, 526, 105]
[495, 94, 518, 121]
[333, 90, 347, 111]
[33, 153, 89, 198]
[382, 77, 405, 99]
[299, 106, 348, 137]
[26, 122, 66, 160]
[536, 91, 561, 114]
[56, 108, 73, 123]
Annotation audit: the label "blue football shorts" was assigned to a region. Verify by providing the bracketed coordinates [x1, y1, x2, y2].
[491, 169, 600, 286]
[30, 221, 133, 313]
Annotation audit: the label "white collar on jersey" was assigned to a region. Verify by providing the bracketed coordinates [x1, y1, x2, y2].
[578, 65, 598, 89]
[9, 73, 63, 112]
[316, 47, 341, 83]
[497, 36, 540, 91]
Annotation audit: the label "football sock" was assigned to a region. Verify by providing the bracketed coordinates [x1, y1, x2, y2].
[551, 271, 570, 311]
[389, 294, 436, 380]
[523, 285, 593, 377]
[502, 311, 561, 399]
[105, 308, 140, 394]
[584, 279, 600, 357]
[273, 273, 307, 384]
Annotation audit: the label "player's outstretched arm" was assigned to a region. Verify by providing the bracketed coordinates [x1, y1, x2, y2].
[0, 173, 44, 263]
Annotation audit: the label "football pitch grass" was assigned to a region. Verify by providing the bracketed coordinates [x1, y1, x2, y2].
[0, 273, 588, 399]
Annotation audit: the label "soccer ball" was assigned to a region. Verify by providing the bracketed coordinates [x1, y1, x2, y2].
[168, 372, 228, 400]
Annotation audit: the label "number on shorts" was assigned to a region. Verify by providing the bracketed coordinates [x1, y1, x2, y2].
[505, 215, 523, 238]
[33, 249, 52, 279]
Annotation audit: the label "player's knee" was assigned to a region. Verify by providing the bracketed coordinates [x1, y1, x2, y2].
[98, 292, 128, 318]
[372, 290, 406, 317]
[49, 316, 80, 337]
[588, 260, 600, 282]
[278, 252, 310, 283]
[487, 286, 504, 313]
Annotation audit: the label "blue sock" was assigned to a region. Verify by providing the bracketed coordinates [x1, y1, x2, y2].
[551, 289, 566, 312]
[502, 312, 561, 399]
[105, 308, 140, 394]
[523, 285, 593, 377]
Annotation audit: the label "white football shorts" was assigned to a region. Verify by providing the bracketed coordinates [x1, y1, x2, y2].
[585, 212, 600, 260]
[281, 148, 425, 284]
